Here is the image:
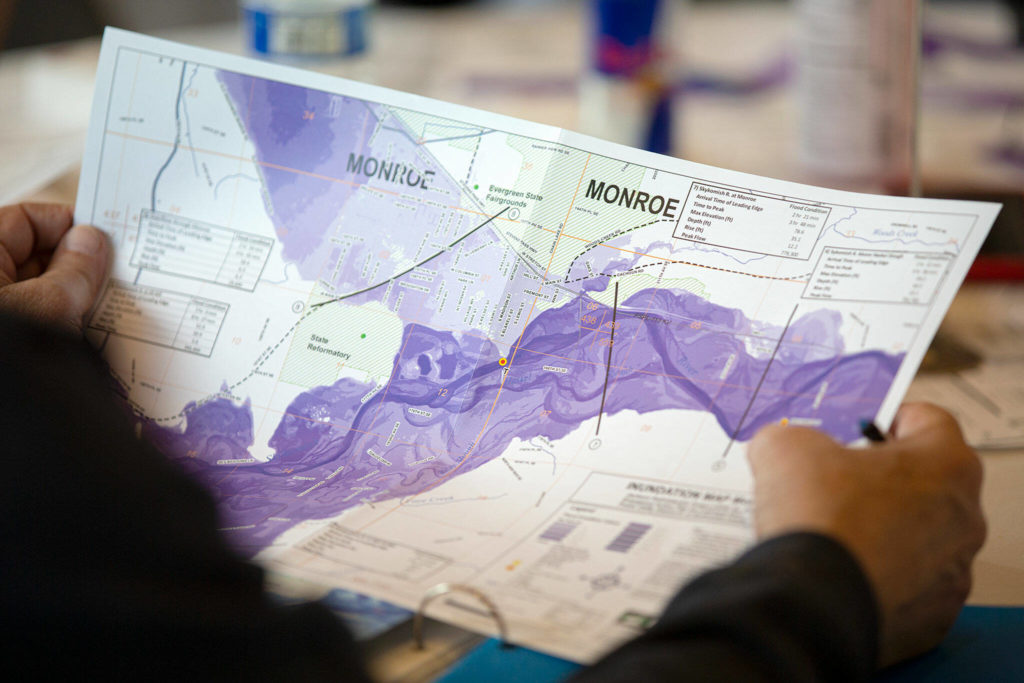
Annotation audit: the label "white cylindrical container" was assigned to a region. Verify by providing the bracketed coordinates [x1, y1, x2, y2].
[795, 0, 920, 194]
[578, 0, 684, 155]
[241, 0, 372, 60]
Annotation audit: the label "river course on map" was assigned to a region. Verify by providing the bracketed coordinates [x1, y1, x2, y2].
[144, 287, 902, 557]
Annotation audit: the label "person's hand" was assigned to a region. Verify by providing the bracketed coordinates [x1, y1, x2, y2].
[0, 203, 108, 333]
[747, 403, 986, 667]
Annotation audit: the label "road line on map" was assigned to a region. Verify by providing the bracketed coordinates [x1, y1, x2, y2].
[138, 298, 852, 426]
[311, 207, 509, 309]
[721, 303, 799, 459]
[357, 156, 594, 531]
[507, 154, 592, 367]
[149, 62, 188, 212]
[595, 281, 620, 436]
[139, 210, 508, 422]
[595, 268, 678, 435]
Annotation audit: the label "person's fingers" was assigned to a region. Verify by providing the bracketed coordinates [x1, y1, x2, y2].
[746, 403, 986, 670]
[15, 252, 51, 281]
[889, 402, 983, 493]
[0, 203, 109, 334]
[746, 424, 849, 539]
[0, 203, 74, 279]
[746, 423, 839, 476]
[0, 225, 109, 332]
[36, 224, 108, 327]
[18, 203, 75, 250]
[889, 402, 963, 443]
[879, 552, 977, 666]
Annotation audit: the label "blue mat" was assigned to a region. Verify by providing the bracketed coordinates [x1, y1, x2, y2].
[436, 639, 579, 682]
[437, 606, 1024, 682]
[877, 606, 1024, 681]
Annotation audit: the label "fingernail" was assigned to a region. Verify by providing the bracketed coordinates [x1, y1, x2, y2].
[63, 225, 105, 256]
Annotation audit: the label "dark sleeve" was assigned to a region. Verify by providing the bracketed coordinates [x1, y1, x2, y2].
[575, 533, 880, 683]
[0, 313, 372, 682]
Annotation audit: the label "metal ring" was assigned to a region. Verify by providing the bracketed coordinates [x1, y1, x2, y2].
[412, 582, 509, 650]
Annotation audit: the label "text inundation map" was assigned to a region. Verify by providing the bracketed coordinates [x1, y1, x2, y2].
[77, 30, 999, 661]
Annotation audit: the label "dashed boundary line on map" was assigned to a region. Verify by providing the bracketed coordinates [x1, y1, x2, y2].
[135, 207, 510, 424]
[311, 206, 509, 310]
[135, 310, 312, 424]
[562, 261, 664, 285]
[562, 218, 669, 281]
[634, 255, 807, 283]
[559, 216, 809, 286]
[123, 106, 804, 424]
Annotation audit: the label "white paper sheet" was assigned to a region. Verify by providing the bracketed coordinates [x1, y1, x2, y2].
[75, 28, 1001, 662]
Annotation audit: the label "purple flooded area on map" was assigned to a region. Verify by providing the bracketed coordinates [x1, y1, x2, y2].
[145, 287, 903, 558]
[139, 72, 903, 558]
[217, 71, 460, 290]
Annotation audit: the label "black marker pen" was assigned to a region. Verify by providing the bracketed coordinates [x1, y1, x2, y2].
[859, 419, 887, 443]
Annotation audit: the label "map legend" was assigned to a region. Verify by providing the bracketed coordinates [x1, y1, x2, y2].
[130, 209, 273, 291]
[675, 182, 830, 260]
[803, 247, 953, 305]
[88, 280, 229, 356]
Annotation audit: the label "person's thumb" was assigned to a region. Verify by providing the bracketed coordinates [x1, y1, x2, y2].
[6, 225, 109, 332]
[746, 423, 837, 478]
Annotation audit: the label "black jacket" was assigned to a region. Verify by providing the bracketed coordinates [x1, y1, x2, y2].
[0, 313, 877, 681]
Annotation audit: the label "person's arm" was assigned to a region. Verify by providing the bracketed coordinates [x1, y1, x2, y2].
[1, 203, 986, 680]
[576, 532, 877, 682]
[0, 202, 107, 331]
[0, 204, 371, 680]
[579, 404, 985, 681]
[749, 405, 986, 667]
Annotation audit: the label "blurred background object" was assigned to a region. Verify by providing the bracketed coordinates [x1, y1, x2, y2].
[1, 0, 1022, 206]
[578, 0, 682, 154]
[1011, 0, 1024, 45]
[241, 0, 372, 60]
[0, 0, 237, 49]
[794, 0, 921, 195]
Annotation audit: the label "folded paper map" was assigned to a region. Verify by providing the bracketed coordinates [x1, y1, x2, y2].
[76, 28, 1000, 662]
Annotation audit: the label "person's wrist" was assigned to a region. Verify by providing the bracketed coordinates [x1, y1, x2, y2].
[741, 531, 881, 674]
